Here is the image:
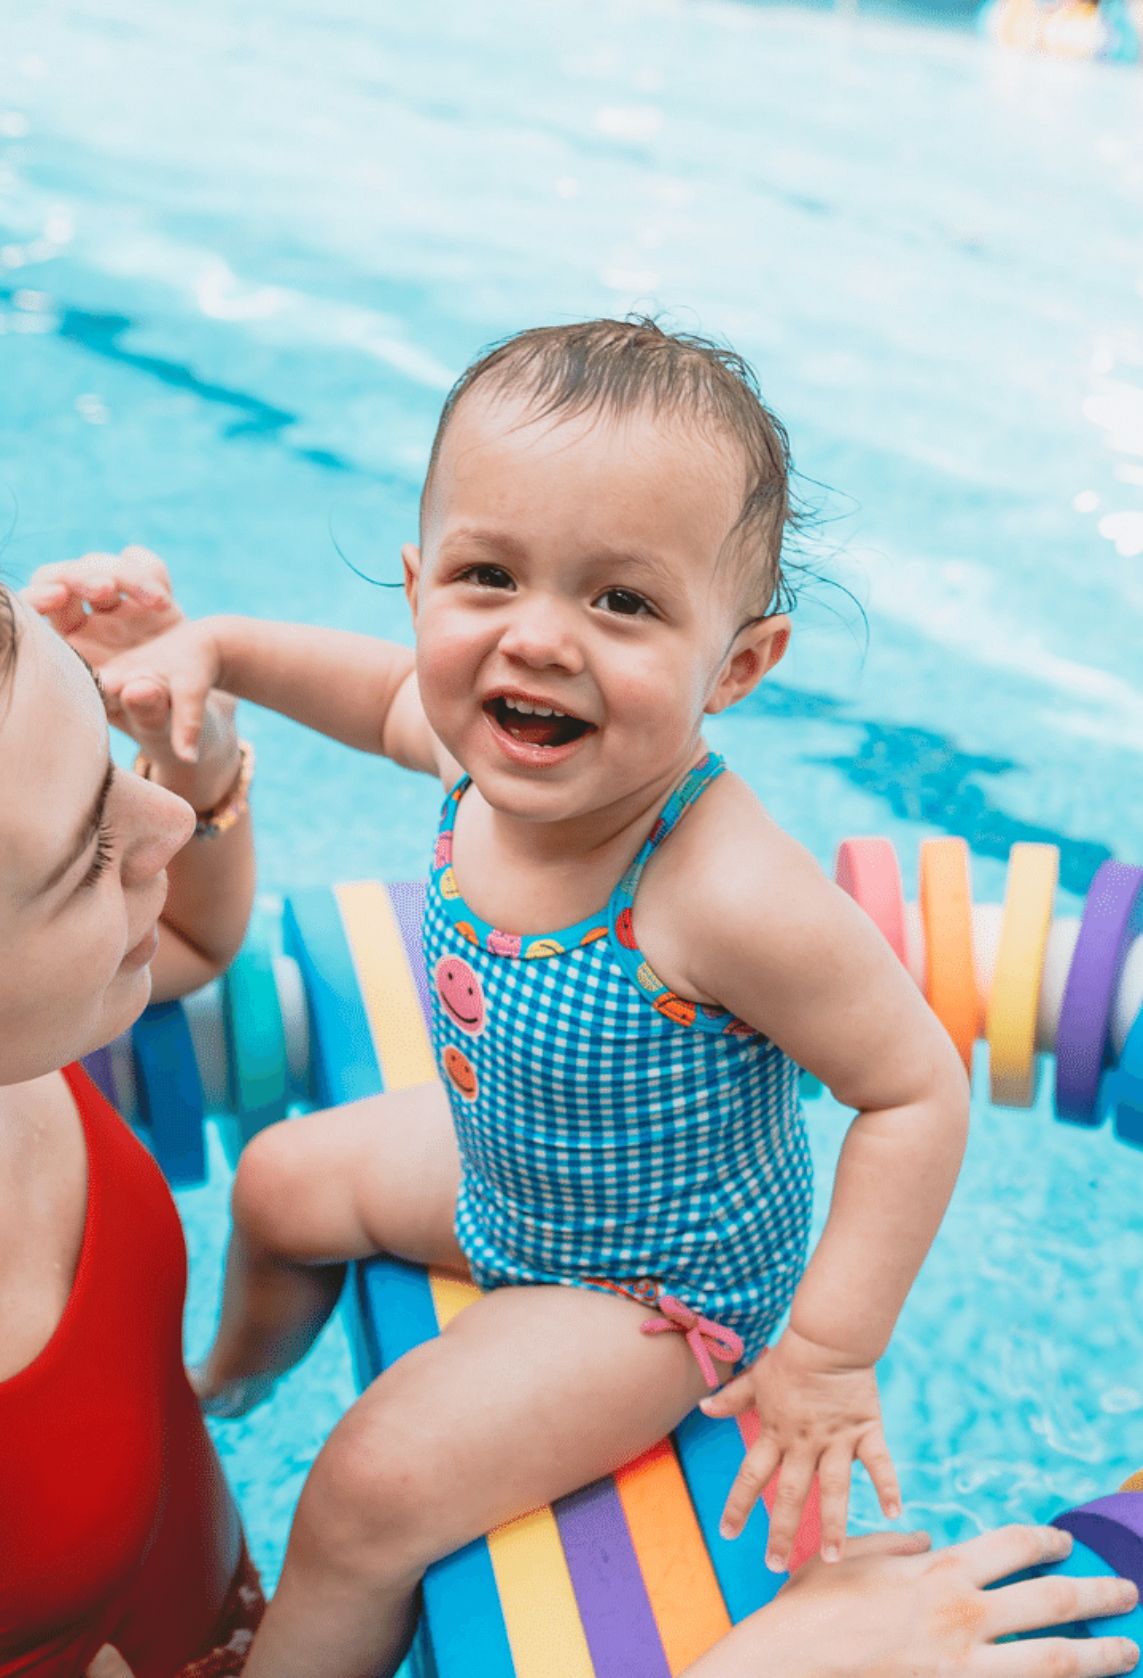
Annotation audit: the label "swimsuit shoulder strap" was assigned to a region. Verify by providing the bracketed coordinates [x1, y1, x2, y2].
[609, 750, 726, 915]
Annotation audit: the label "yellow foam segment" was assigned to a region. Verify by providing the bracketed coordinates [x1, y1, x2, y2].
[986, 844, 1058, 1107]
[426, 1269, 595, 1677]
[334, 881, 439, 1091]
[615, 1440, 731, 1674]
[1121, 1470, 1143, 1493]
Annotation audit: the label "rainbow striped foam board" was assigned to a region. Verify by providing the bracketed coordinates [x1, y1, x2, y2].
[284, 881, 821, 1678]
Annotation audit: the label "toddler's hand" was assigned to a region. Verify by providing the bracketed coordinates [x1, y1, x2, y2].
[701, 1327, 900, 1571]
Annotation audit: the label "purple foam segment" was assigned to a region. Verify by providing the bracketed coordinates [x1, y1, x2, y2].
[1054, 1494, 1143, 1591]
[1056, 863, 1143, 1124]
[554, 1477, 671, 1678]
[80, 1044, 116, 1106]
[385, 880, 431, 1031]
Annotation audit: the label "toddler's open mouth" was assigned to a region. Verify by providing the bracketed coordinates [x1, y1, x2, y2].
[484, 694, 594, 750]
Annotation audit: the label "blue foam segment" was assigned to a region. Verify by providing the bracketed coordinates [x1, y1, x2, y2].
[132, 1000, 206, 1186]
[222, 926, 289, 1135]
[673, 1408, 785, 1620]
[1037, 1535, 1143, 1641]
[354, 1252, 516, 1678]
[282, 889, 382, 1107]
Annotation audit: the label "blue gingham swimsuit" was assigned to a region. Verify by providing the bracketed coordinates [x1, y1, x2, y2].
[423, 751, 813, 1367]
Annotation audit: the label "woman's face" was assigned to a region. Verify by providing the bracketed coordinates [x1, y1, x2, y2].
[0, 601, 194, 1085]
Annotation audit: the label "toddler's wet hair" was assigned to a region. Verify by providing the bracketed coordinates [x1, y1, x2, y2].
[423, 316, 801, 616]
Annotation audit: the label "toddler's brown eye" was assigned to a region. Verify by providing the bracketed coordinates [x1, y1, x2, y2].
[597, 588, 652, 617]
[464, 565, 513, 590]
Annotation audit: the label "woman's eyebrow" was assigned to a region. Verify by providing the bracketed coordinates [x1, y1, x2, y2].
[38, 757, 114, 896]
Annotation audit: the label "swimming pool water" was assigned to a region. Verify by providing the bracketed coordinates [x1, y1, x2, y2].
[3, 0, 1143, 1594]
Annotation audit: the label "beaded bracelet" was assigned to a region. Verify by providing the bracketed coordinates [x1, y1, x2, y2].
[134, 740, 254, 838]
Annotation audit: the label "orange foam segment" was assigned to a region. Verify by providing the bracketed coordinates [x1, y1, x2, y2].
[615, 1439, 731, 1674]
[919, 837, 979, 1071]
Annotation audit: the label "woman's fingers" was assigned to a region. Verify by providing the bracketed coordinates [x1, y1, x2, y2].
[857, 1425, 902, 1520]
[816, 1444, 854, 1562]
[119, 676, 174, 742]
[984, 1572, 1139, 1641]
[168, 669, 207, 762]
[979, 1634, 1139, 1676]
[719, 1434, 781, 1542]
[956, 1524, 1079, 1588]
[763, 1452, 817, 1572]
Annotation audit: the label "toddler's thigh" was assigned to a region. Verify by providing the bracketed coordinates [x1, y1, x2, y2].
[234, 1080, 464, 1269]
[311, 1284, 713, 1564]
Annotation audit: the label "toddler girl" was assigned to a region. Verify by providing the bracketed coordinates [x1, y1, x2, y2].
[96, 319, 969, 1678]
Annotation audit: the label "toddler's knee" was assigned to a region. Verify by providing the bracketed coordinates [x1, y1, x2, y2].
[290, 1416, 440, 1585]
[231, 1123, 309, 1250]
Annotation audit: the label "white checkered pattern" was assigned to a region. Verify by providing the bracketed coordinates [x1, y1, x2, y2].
[424, 757, 813, 1365]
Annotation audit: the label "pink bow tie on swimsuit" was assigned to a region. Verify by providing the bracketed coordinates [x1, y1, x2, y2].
[640, 1293, 744, 1389]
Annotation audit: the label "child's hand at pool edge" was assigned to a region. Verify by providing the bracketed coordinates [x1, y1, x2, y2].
[701, 1326, 899, 1569]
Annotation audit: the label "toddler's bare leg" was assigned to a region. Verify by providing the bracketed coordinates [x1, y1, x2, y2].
[242, 1283, 728, 1678]
[195, 1081, 464, 1408]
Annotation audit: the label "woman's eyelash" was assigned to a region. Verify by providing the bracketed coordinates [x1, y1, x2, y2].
[80, 820, 115, 889]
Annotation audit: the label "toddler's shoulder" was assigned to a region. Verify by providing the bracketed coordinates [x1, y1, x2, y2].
[674, 768, 831, 916]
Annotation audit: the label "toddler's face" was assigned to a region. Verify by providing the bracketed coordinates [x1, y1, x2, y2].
[406, 388, 787, 826]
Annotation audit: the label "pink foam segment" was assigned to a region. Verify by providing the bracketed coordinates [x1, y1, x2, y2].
[736, 1409, 822, 1572]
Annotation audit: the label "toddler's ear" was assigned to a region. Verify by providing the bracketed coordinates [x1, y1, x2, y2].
[706, 614, 790, 715]
[402, 544, 422, 617]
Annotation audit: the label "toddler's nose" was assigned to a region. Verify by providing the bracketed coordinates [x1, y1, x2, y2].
[498, 593, 584, 674]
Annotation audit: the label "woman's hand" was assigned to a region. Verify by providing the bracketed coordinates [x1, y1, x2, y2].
[24, 546, 184, 665]
[683, 1526, 1140, 1678]
[24, 547, 238, 802]
[701, 1327, 898, 1566]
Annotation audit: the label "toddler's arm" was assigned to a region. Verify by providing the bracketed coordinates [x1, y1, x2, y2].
[99, 613, 451, 780]
[686, 812, 969, 1567]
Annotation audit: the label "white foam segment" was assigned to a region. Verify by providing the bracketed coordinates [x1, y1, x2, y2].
[107, 1028, 138, 1126]
[1036, 917, 1082, 1052]
[903, 902, 926, 989]
[182, 978, 229, 1110]
[274, 954, 311, 1095]
[1113, 936, 1143, 1058]
[898, 910, 1143, 1058]
[971, 903, 1005, 1009]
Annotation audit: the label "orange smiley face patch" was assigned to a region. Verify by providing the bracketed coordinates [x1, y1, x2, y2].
[442, 1044, 479, 1101]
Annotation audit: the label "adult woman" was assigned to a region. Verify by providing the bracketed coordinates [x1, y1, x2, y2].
[0, 548, 260, 1678]
[11, 555, 1137, 1678]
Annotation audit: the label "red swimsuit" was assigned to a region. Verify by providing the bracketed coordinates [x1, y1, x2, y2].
[0, 1066, 241, 1678]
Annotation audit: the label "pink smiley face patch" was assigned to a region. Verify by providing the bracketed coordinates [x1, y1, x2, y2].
[435, 956, 486, 1035]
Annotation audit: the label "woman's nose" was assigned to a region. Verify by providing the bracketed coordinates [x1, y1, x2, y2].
[124, 776, 196, 880]
[498, 593, 584, 673]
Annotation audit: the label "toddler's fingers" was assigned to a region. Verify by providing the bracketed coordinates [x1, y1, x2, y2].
[701, 1370, 754, 1418]
[719, 1435, 781, 1543]
[816, 1443, 854, 1563]
[763, 1450, 817, 1574]
[857, 1427, 902, 1521]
